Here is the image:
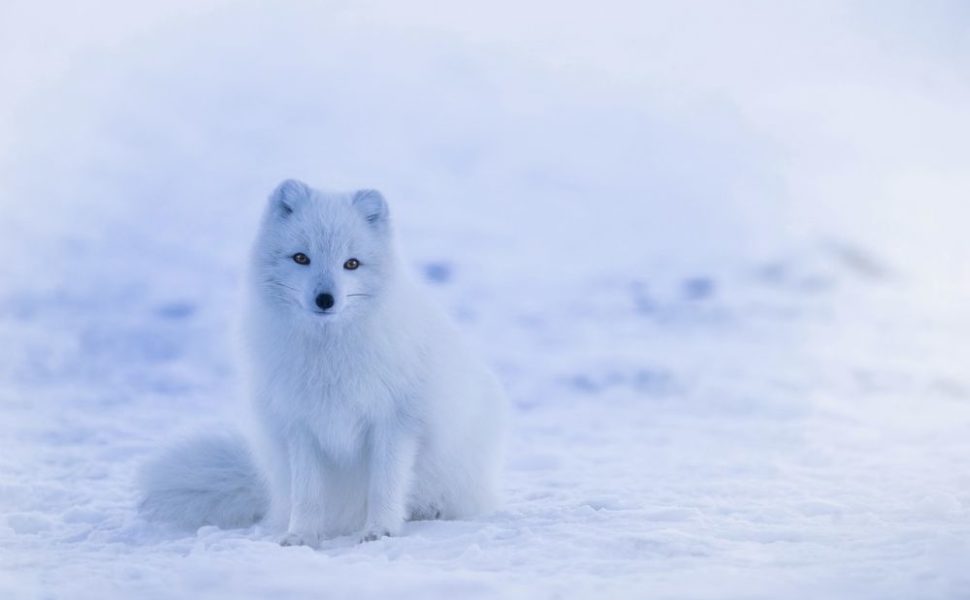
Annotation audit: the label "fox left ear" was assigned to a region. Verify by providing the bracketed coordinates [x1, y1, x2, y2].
[352, 189, 389, 230]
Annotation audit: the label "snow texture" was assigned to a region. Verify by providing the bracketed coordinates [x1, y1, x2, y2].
[2, 1, 970, 599]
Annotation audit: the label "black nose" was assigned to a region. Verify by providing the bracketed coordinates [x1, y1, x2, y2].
[315, 293, 335, 310]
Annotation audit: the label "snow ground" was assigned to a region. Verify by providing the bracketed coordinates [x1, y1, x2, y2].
[2, 2, 970, 598]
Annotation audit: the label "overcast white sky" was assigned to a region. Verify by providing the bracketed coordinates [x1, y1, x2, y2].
[1, 0, 968, 297]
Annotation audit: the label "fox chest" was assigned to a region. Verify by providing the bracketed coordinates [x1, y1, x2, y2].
[267, 356, 411, 459]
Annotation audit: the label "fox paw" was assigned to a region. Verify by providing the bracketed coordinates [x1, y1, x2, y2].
[410, 504, 442, 521]
[280, 532, 318, 548]
[359, 528, 391, 543]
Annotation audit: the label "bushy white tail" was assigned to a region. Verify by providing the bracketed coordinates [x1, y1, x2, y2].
[138, 431, 269, 530]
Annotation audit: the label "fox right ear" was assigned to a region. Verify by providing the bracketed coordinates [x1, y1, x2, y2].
[269, 179, 311, 216]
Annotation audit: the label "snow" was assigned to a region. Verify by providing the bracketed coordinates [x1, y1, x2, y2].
[2, 1, 970, 598]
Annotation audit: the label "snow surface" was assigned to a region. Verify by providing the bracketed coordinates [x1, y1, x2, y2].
[2, 1, 970, 598]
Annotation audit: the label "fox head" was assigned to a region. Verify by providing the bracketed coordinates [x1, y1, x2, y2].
[250, 179, 395, 322]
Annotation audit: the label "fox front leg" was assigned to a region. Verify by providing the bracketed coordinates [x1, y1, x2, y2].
[280, 431, 326, 548]
[360, 423, 418, 543]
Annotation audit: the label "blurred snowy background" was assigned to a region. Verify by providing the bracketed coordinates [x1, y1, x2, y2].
[1, 1, 969, 598]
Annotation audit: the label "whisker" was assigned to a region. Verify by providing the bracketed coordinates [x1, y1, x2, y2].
[346, 294, 373, 298]
[266, 280, 300, 293]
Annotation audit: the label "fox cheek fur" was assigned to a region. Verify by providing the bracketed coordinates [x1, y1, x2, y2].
[138, 179, 508, 545]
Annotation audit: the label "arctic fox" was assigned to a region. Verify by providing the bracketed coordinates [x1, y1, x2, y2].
[139, 180, 507, 545]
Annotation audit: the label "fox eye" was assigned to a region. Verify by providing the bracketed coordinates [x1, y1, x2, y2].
[343, 258, 360, 270]
[292, 253, 310, 265]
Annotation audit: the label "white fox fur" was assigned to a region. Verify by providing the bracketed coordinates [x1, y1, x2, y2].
[139, 180, 507, 545]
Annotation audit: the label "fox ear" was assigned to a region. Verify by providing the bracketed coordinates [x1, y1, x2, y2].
[352, 189, 389, 230]
[269, 179, 311, 216]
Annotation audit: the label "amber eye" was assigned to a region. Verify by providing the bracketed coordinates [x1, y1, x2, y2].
[343, 258, 360, 270]
[292, 253, 310, 265]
